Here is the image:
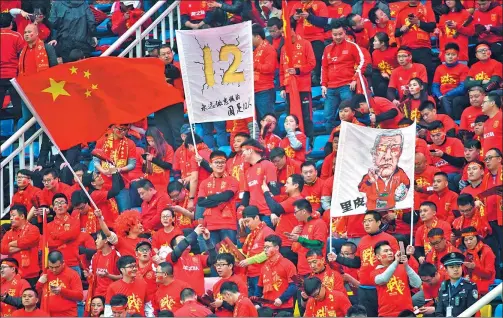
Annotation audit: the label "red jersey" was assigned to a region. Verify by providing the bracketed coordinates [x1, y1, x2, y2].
[395, 3, 436, 48]
[179, 0, 207, 21]
[189, 146, 212, 196]
[254, 40, 277, 92]
[213, 275, 248, 317]
[326, 2, 351, 18]
[263, 133, 282, 153]
[372, 96, 403, 128]
[370, 20, 398, 46]
[423, 279, 442, 301]
[460, 106, 483, 131]
[302, 178, 323, 212]
[482, 166, 502, 224]
[199, 174, 239, 231]
[0, 222, 40, 279]
[140, 192, 170, 231]
[245, 159, 277, 216]
[11, 308, 49, 317]
[277, 158, 302, 187]
[358, 167, 410, 210]
[280, 132, 307, 163]
[169, 188, 194, 229]
[258, 254, 297, 309]
[279, 36, 316, 93]
[389, 63, 428, 99]
[427, 189, 459, 223]
[482, 110, 503, 154]
[438, 10, 474, 61]
[468, 59, 503, 82]
[89, 248, 121, 297]
[1, 275, 30, 317]
[47, 214, 80, 267]
[168, 251, 209, 295]
[174, 299, 212, 317]
[311, 266, 346, 294]
[153, 279, 190, 313]
[242, 222, 275, 277]
[464, 243, 496, 294]
[371, 263, 414, 317]
[433, 63, 469, 95]
[275, 195, 303, 248]
[452, 210, 491, 239]
[356, 232, 399, 286]
[146, 144, 174, 193]
[425, 243, 460, 276]
[173, 146, 192, 180]
[290, 1, 328, 42]
[151, 227, 183, 252]
[304, 288, 351, 318]
[414, 165, 439, 210]
[95, 135, 136, 188]
[293, 218, 328, 275]
[429, 136, 464, 174]
[226, 153, 249, 193]
[233, 295, 258, 317]
[321, 40, 363, 88]
[0, 28, 24, 79]
[36, 266, 83, 317]
[473, 5, 503, 43]
[414, 218, 452, 255]
[114, 235, 146, 257]
[106, 278, 150, 317]
[136, 260, 157, 300]
[320, 152, 335, 180]
[39, 182, 72, 207]
[372, 46, 399, 76]
[10, 184, 41, 211]
[461, 182, 485, 199]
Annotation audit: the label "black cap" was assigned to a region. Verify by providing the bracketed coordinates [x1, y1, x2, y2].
[135, 240, 152, 250]
[440, 252, 465, 267]
[145, 39, 162, 52]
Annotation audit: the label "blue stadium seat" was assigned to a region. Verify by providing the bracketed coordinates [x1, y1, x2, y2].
[312, 110, 325, 132]
[0, 119, 14, 137]
[148, 113, 155, 119]
[275, 102, 286, 113]
[276, 90, 285, 104]
[94, 3, 113, 12]
[98, 36, 119, 46]
[316, 160, 323, 170]
[310, 135, 329, 158]
[219, 146, 232, 157]
[194, 124, 204, 137]
[88, 160, 95, 173]
[311, 86, 322, 99]
[96, 18, 111, 34]
[24, 142, 40, 159]
[276, 113, 287, 137]
[495, 304, 502, 318]
[306, 137, 311, 152]
[1, 144, 13, 158]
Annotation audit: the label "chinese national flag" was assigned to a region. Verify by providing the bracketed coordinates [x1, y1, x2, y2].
[282, 0, 304, 132]
[16, 57, 184, 150]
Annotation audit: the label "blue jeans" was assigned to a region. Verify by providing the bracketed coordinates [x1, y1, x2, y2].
[255, 88, 275, 120]
[324, 85, 354, 132]
[209, 229, 237, 246]
[116, 188, 131, 212]
[202, 121, 227, 148]
[248, 276, 260, 297]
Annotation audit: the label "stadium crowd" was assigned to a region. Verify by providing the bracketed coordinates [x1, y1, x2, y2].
[0, 0, 502, 317]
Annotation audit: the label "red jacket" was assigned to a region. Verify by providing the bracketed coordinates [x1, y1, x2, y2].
[174, 299, 212, 317]
[0, 28, 24, 79]
[321, 40, 363, 88]
[290, 1, 328, 42]
[111, 9, 152, 36]
[140, 191, 170, 231]
[0, 223, 41, 279]
[254, 40, 277, 92]
[279, 36, 316, 93]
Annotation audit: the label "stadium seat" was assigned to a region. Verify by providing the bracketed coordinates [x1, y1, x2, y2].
[276, 90, 285, 104]
[310, 135, 329, 158]
[1, 144, 13, 158]
[312, 110, 325, 132]
[0, 119, 14, 137]
[306, 137, 311, 152]
[311, 86, 322, 99]
[316, 160, 323, 170]
[479, 304, 492, 317]
[194, 124, 204, 137]
[219, 146, 232, 157]
[494, 304, 502, 318]
[94, 3, 113, 12]
[276, 113, 287, 137]
[96, 18, 111, 34]
[98, 36, 119, 46]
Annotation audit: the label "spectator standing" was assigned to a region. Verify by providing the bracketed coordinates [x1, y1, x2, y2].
[371, 32, 398, 98]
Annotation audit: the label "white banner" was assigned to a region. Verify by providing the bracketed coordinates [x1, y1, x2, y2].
[331, 122, 416, 217]
[176, 22, 255, 123]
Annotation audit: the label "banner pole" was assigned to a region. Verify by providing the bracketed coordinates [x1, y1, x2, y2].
[329, 217, 333, 253]
[11, 79, 99, 210]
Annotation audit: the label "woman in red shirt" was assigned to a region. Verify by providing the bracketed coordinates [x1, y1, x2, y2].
[371, 32, 399, 98]
[144, 127, 174, 193]
[401, 77, 435, 123]
[280, 115, 307, 164]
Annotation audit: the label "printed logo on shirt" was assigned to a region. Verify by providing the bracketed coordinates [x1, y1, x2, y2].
[182, 265, 200, 271]
[190, 10, 205, 17]
[248, 180, 258, 187]
[493, 120, 499, 128]
[127, 293, 143, 314]
[160, 295, 176, 310]
[386, 275, 405, 295]
[484, 131, 495, 139]
[361, 246, 375, 266]
[342, 50, 348, 55]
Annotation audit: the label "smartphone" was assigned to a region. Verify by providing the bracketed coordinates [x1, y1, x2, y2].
[429, 149, 437, 153]
[296, 8, 302, 14]
[399, 241, 406, 256]
[408, 13, 415, 18]
[28, 14, 35, 23]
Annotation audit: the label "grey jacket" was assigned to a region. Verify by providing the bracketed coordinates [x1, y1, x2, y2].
[49, 0, 95, 48]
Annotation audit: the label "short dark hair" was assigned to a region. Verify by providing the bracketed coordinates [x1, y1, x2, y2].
[419, 100, 436, 112]
[368, 7, 380, 24]
[293, 198, 312, 214]
[303, 277, 323, 297]
[110, 294, 128, 307]
[184, 134, 203, 147]
[420, 201, 437, 211]
[444, 42, 460, 52]
[252, 23, 266, 40]
[68, 49, 85, 62]
[0, 13, 13, 28]
[345, 13, 358, 28]
[434, 171, 448, 181]
[52, 193, 68, 205]
[117, 255, 136, 271]
[398, 117, 414, 126]
[457, 193, 475, 207]
[240, 139, 265, 153]
[427, 227, 445, 238]
[341, 241, 357, 254]
[210, 150, 227, 161]
[269, 147, 286, 160]
[267, 17, 282, 29]
[10, 204, 28, 218]
[42, 168, 59, 179]
[330, 19, 345, 31]
[264, 234, 282, 248]
[487, 148, 503, 157]
[48, 250, 64, 263]
[235, 132, 250, 140]
[216, 253, 235, 268]
[220, 281, 239, 294]
[346, 305, 368, 317]
[158, 261, 174, 276]
[72, 163, 88, 173]
[418, 262, 437, 277]
[167, 180, 183, 194]
[96, 230, 110, 243]
[17, 169, 33, 179]
[461, 226, 479, 238]
[374, 240, 391, 254]
[486, 94, 502, 108]
[158, 310, 174, 317]
[159, 44, 172, 51]
[364, 210, 382, 222]
[474, 114, 489, 123]
[427, 120, 444, 131]
[2, 257, 19, 269]
[289, 174, 304, 192]
[180, 288, 196, 301]
[306, 249, 323, 258]
[301, 161, 316, 170]
[464, 139, 481, 149]
[136, 179, 155, 190]
[22, 288, 39, 298]
[242, 205, 260, 218]
[71, 190, 90, 207]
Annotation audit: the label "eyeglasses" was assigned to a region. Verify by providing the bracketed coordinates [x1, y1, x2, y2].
[294, 209, 305, 214]
[42, 179, 54, 184]
[16, 175, 29, 180]
[340, 252, 355, 257]
[212, 161, 226, 166]
[114, 127, 129, 132]
[429, 239, 444, 246]
[124, 264, 137, 269]
[484, 155, 501, 162]
[53, 201, 67, 206]
[137, 248, 151, 253]
[0, 265, 13, 270]
[161, 215, 173, 220]
[476, 49, 489, 53]
[264, 245, 274, 250]
[214, 263, 229, 268]
[48, 263, 62, 270]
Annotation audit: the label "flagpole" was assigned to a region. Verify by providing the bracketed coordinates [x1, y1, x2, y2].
[329, 217, 333, 253]
[11, 79, 99, 210]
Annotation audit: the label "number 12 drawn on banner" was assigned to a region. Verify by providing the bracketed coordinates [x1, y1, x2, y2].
[202, 44, 245, 87]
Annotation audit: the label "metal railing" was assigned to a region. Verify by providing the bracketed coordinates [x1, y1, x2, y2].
[1, 0, 181, 219]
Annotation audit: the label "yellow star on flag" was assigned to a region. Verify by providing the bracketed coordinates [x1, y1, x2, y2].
[42, 78, 71, 101]
[85, 90, 92, 98]
[83, 70, 91, 79]
[91, 84, 98, 90]
[69, 66, 78, 74]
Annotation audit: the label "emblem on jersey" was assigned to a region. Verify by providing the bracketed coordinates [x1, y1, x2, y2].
[493, 120, 499, 128]
[64, 224, 70, 231]
[256, 167, 261, 175]
[491, 14, 497, 21]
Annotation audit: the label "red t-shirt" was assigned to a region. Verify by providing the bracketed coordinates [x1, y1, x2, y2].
[460, 106, 483, 131]
[174, 299, 212, 317]
[254, 40, 277, 92]
[304, 289, 351, 318]
[280, 132, 307, 163]
[245, 159, 277, 216]
[275, 195, 303, 248]
[151, 227, 183, 251]
[438, 10, 474, 61]
[212, 275, 248, 317]
[389, 63, 428, 99]
[371, 264, 414, 317]
[39, 182, 73, 207]
[179, 0, 207, 21]
[11, 308, 49, 317]
[279, 37, 316, 92]
[290, 1, 328, 42]
[295, 218, 328, 275]
[1, 275, 30, 317]
[301, 178, 323, 212]
[153, 279, 190, 313]
[468, 59, 503, 81]
[373, 96, 403, 128]
[428, 189, 459, 223]
[0, 223, 40, 279]
[90, 248, 121, 297]
[414, 218, 452, 255]
[141, 192, 171, 232]
[168, 251, 209, 295]
[356, 232, 399, 286]
[429, 136, 464, 174]
[482, 110, 503, 154]
[473, 5, 503, 43]
[114, 236, 146, 257]
[414, 165, 439, 210]
[233, 295, 258, 317]
[372, 46, 399, 76]
[0, 28, 23, 79]
[199, 174, 239, 231]
[106, 278, 149, 317]
[395, 3, 436, 48]
[258, 255, 297, 309]
[244, 223, 275, 277]
[47, 214, 80, 267]
[433, 63, 469, 95]
[311, 266, 346, 294]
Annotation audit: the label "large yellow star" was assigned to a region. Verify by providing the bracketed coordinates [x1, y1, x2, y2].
[69, 66, 78, 74]
[85, 90, 92, 98]
[83, 70, 91, 79]
[91, 84, 98, 90]
[42, 78, 71, 101]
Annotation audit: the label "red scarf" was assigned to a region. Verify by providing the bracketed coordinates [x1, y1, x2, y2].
[102, 134, 130, 169]
[74, 208, 97, 234]
[19, 38, 49, 75]
[431, 242, 455, 264]
[203, 172, 233, 219]
[423, 218, 439, 254]
[464, 241, 485, 283]
[262, 253, 283, 293]
[243, 222, 265, 256]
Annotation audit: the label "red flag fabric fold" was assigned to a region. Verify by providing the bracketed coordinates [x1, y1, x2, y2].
[16, 57, 184, 150]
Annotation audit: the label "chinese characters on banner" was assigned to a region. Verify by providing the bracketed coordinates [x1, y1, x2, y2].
[331, 121, 416, 217]
[176, 21, 255, 123]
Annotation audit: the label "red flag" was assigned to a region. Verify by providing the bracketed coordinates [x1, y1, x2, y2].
[16, 57, 184, 150]
[282, 0, 304, 132]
